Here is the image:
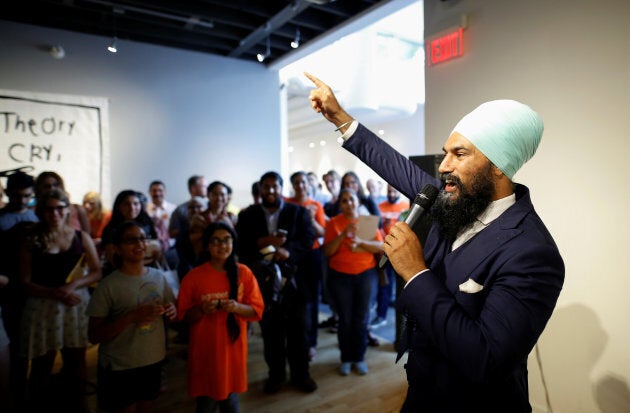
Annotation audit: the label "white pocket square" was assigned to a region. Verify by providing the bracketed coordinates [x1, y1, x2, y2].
[459, 278, 484, 294]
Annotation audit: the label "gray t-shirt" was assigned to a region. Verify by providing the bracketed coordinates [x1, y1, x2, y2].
[86, 267, 175, 371]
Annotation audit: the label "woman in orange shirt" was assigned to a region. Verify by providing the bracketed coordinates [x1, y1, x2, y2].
[323, 188, 383, 376]
[177, 222, 264, 412]
[82, 191, 112, 250]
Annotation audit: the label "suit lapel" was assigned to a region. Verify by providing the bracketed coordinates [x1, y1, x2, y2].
[442, 190, 533, 292]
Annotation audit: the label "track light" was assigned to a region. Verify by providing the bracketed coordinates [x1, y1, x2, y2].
[257, 37, 271, 62]
[290, 28, 301, 49]
[107, 36, 118, 53]
[49, 45, 65, 59]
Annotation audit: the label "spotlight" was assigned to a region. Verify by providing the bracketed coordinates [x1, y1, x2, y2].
[290, 28, 301, 49]
[49, 45, 65, 59]
[257, 37, 271, 63]
[107, 37, 118, 53]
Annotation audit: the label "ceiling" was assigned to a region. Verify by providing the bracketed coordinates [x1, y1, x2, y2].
[3, 0, 391, 65]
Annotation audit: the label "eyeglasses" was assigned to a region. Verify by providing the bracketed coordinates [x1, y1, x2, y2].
[209, 236, 233, 246]
[122, 236, 148, 245]
[44, 205, 68, 212]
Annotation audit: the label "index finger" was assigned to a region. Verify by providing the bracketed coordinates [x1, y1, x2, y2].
[304, 72, 324, 87]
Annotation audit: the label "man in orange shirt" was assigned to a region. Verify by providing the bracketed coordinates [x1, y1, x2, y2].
[285, 171, 327, 361]
[371, 185, 409, 328]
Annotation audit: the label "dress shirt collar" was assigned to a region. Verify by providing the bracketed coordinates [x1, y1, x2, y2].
[452, 193, 516, 250]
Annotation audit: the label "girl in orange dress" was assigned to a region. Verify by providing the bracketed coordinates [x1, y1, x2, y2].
[177, 222, 264, 412]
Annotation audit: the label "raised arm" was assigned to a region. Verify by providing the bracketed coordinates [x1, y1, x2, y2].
[305, 72, 441, 200]
[305, 72, 354, 133]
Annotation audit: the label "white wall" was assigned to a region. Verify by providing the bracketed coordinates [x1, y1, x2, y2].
[424, 0, 630, 412]
[0, 20, 281, 209]
[287, 101, 426, 193]
[3, 0, 630, 409]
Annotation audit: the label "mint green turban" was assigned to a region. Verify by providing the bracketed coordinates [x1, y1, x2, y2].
[451, 100, 544, 180]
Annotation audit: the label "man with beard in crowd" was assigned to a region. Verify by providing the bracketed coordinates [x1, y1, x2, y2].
[236, 171, 317, 395]
[305, 72, 564, 413]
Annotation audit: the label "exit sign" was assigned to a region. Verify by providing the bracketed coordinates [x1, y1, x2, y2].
[428, 27, 464, 66]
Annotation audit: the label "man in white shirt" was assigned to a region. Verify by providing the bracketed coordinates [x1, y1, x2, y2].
[147, 180, 177, 257]
[147, 181, 176, 235]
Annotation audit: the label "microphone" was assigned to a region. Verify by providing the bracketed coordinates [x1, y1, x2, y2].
[379, 183, 439, 269]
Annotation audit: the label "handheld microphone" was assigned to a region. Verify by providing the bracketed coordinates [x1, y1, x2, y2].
[379, 183, 439, 269]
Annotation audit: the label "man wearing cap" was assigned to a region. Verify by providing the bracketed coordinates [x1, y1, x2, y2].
[306, 73, 564, 413]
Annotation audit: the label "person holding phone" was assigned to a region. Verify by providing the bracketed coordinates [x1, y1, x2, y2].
[236, 171, 317, 395]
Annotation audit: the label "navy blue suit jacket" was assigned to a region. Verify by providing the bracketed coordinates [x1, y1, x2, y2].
[344, 124, 564, 412]
[235, 201, 315, 296]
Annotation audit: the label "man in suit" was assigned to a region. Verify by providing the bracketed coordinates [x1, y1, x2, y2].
[236, 171, 317, 394]
[306, 73, 564, 413]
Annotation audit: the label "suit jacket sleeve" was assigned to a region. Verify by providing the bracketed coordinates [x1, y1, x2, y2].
[399, 208, 564, 383]
[235, 205, 266, 267]
[279, 204, 315, 267]
[343, 123, 442, 200]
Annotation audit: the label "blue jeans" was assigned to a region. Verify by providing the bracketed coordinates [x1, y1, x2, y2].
[328, 267, 378, 362]
[375, 262, 397, 319]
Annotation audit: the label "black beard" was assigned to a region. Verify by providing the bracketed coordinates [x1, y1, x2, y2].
[262, 197, 281, 209]
[432, 164, 495, 241]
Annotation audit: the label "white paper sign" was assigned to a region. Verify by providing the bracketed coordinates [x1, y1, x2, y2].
[0, 89, 110, 206]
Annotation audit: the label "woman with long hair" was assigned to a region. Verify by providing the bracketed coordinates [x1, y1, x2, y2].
[19, 188, 101, 410]
[177, 222, 264, 413]
[35, 171, 90, 233]
[189, 182, 237, 264]
[200, 181, 237, 228]
[100, 190, 159, 276]
[323, 188, 383, 376]
[82, 191, 112, 247]
[340, 171, 381, 218]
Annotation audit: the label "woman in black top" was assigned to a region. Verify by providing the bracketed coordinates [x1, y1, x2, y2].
[101, 190, 159, 276]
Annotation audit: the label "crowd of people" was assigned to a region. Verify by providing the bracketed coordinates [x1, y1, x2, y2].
[0, 165, 401, 412]
[0, 66, 566, 412]
[0, 69, 566, 412]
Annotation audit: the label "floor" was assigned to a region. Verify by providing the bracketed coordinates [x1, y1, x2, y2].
[49, 295, 404, 412]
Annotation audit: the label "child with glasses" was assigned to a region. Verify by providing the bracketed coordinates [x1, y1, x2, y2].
[177, 222, 264, 413]
[86, 220, 177, 413]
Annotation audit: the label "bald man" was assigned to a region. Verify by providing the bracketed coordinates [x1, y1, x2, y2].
[306, 73, 564, 413]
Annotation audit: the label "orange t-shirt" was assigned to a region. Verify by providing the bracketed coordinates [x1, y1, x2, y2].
[177, 262, 264, 399]
[324, 214, 383, 275]
[90, 210, 112, 243]
[285, 197, 326, 248]
[378, 199, 410, 236]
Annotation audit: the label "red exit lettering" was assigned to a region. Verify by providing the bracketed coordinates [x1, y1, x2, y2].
[428, 28, 464, 66]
